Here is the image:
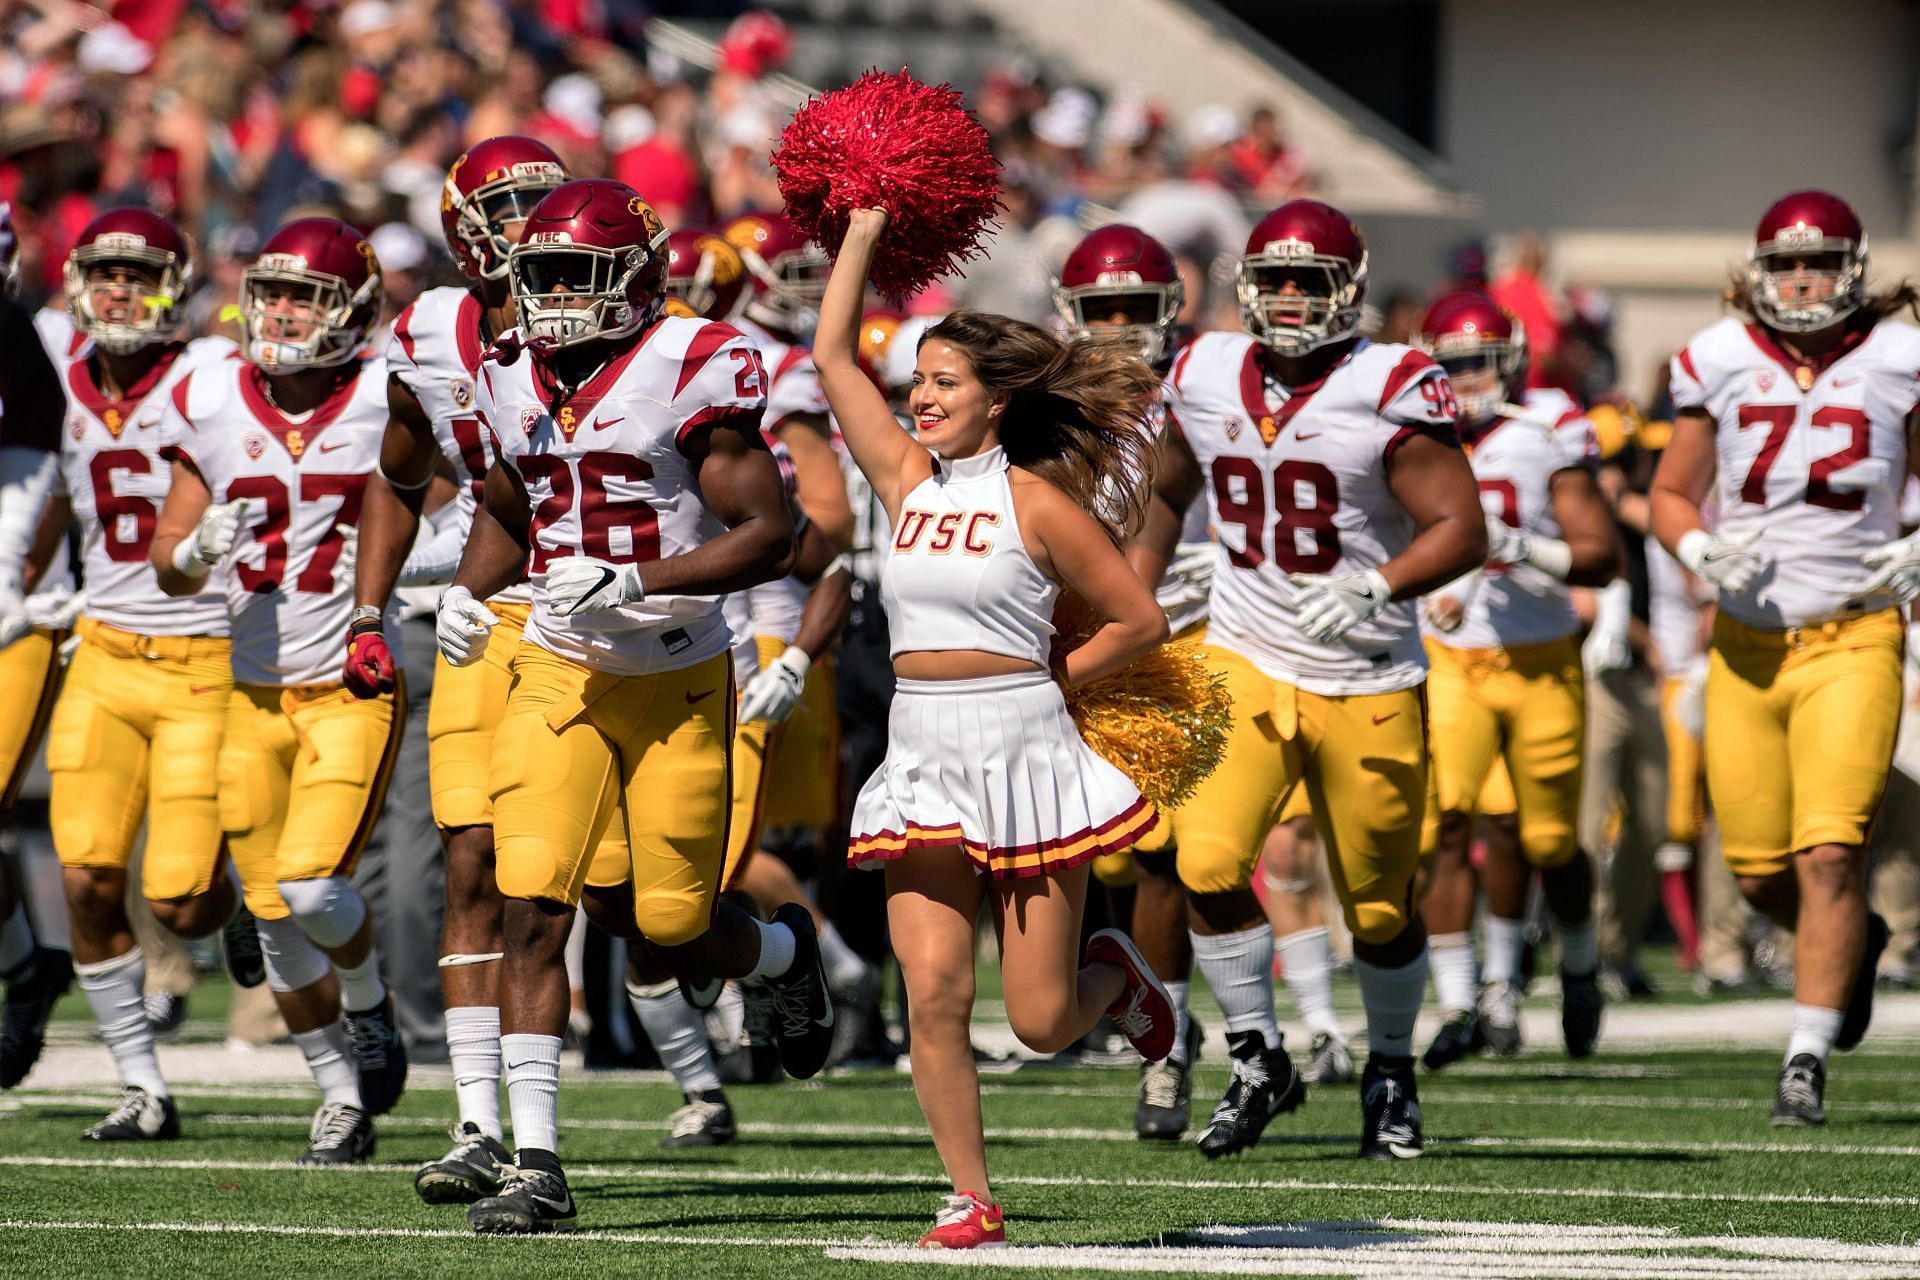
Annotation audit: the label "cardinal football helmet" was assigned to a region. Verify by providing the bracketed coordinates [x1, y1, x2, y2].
[510, 179, 670, 348]
[240, 217, 382, 370]
[1236, 199, 1368, 356]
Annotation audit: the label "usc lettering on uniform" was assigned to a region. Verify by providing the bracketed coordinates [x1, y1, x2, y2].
[893, 509, 1000, 555]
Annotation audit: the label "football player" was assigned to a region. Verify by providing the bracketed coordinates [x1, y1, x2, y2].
[344, 135, 568, 1203]
[440, 180, 831, 1234]
[1411, 290, 1622, 1066]
[1651, 190, 1920, 1124]
[1137, 199, 1486, 1159]
[152, 217, 407, 1164]
[16, 211, 259, 1138]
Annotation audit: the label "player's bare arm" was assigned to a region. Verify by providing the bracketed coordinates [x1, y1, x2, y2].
[1019, 474, 1171, 688]
[813, 208, 928, 521]
[1128, 418, 1203, 592]
[1381, 431, 1489, 598]
[1549, 466, 1626, 588]
[790, 518, 852, 660]
[149, 460, 215, 596]
[774, 413, 855, 551]
[354, 373, 440, 609]
[1648, 408, 1718, 554]
[449, 458, 533, 602]
[643, 418, 796, 596]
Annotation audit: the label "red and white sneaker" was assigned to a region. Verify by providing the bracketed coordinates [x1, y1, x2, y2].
[917, 1191, 1005, 1249]
[1085, 928, 1176, 1062]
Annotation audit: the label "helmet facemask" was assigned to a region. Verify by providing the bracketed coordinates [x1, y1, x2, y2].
[449, 166, 568, 280]
[1749, 237, 1865, 333]
[1423, 324, 1524, 429]
[239, 260, 376, 370]
[66, 241, 187, 354]
[511, 239, 663, 348]
[1235, 249, 1365, 356]
[745, 243, 830, 333]
[1055, 276, 1184, 366]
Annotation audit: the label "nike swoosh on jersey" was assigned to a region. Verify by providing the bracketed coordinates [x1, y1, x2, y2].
[1295, 431, 1321, 441]
[318, 441, 351, 453]
[593, 416, 625, 429]
[1371, 711, 1400, 725]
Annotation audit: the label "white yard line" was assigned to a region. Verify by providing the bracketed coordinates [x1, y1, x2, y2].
[0, 1218, 871, 1249]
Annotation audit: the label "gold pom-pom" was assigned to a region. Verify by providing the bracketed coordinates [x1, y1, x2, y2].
[1053, 594, 1234, 810]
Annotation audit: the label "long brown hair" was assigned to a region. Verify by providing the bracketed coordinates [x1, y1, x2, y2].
[1722, 268, 1920, 326]
[920, 310, 1161, 544]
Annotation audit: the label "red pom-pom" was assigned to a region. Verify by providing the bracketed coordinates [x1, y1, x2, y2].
[772, 69, 1002, 302]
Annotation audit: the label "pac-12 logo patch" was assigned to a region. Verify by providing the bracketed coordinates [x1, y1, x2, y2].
[450, 378, 474, 409]
[244, 432, 268, 459]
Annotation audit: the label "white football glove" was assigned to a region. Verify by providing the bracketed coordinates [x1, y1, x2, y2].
[1291, 568, 1391, 644]
[1483, 514, 1531, 568]
[1857, 530, 1920, 603]
[1676, 655, 1708, 740]
[25, 585, 85, 632]
[544, 556, 645, 615]
[1581, 578, 1633, 678]
[172, 498, 250, 577]
[436, 585, 498, 667]
[1167, 540, 1216, 592]
[1421, 568, 1481, 635]
[1676, 527, 1765, 595]
[738, 645, 811, 724]
[334, 523, 359, 582]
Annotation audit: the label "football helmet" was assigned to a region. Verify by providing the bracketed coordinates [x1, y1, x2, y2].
[857, 307, 905, 391]
[665, 226, 748, 320]
[1054, 224, 1184, 365]
[63, 208, 192, 354]
[0, 201, 18, 298]
[441, 135, 571, 281]
[1236, 199, 1368, 356]
[510, 179, 669, 348]
[1413, 289, 1525, 428]
[1749, 189, 1866, 334]
[724, 210, 829, 334]
[240, 217, 382, 370]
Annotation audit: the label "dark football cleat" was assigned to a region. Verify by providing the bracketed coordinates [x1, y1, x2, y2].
[1771, 1054, 1826, 1126]
[414, 1121, 511, 1203]
[144, 992, 189, 1040]
[81, 1086, 179, 1142]
[1135, 1015, 1201, 1140]
[1, 946, 72, 1089]
[1196, 1030, 1306, 1159]
[1477, 980, 1524, 1057]
[222, 904, 266, 989]
[295, 1101, 375, 1166]
[677, 973, 723, 1011]
[1360, 1054, 1424, 1159]
[722, 979, 785, 1085]
[1301, 1031, 1355, 1085]
[660, 1089, 736, 1148]
[344, 995, 408, 1116]
[1560, 968, 1604, 1058]
[1835, 913, 1889, 1052]
[469, 1165, 577, 1234]
[1422, 1008, 1483, 1071]
[764, 904, 834, 1081]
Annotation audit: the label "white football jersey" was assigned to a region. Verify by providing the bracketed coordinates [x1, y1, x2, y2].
[1669, 315, 1920, 628]
[50, 335, 234, 635]
[1435, 388, 1596, 651]
[477, 316, 770, 677]
[159, 354, 392, 685]
[734, 315, 829, 430]
[388, 286, 528, 606]
[1165, 332, 1460, 694]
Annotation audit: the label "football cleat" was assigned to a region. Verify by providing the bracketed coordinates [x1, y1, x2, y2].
[296, 1101, 375, 1166]
[723, 980, 785, 1085]
[1, 946, 72, 1089]
[1135, 1015, 1202, 1140]
[1836, 913, 1889, 1052]
[1360, 1054, 1424, 1159]
[344, 995, 408, 1115]
[677, 973, 724, 1011]
[1477, 980, 1524, 1056]
[1301, 1031, 1355, 1085]
[222, 904, 266, 989]
[469, 1164, 578, 1234]
[764, 903, 834, 1081]
[1560, 968, 1605, 1058]
[917, 1191, 1005, 1249]
[1422, 1008, 1483, 1071]
[414, 1121, 511, 1204]
[144, 991, 189, 1040]
[660, 1089, 737, 1148]
[1084, 929, 1176, 1062]
[1196, 1030, 1306, 1159]
[1771, 1054, 1827, 1126]
[80, 1086, 179, 1142]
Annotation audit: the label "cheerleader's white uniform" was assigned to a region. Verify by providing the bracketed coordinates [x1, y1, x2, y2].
[847, 446, 1156, 878]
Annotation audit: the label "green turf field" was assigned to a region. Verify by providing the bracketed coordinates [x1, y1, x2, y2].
[5, 966, 1919, 1279]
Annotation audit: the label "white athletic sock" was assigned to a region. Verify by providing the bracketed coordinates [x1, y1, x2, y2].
[745, 918, 797, 981]
[1190, 924, 1281, 1045]
[817, 921, 867, 992]
[1786, 1004, 1844, 1066]
[74, 947, 167, 1097]
[1481, 915, 1527, 985]
[1165, 981, 1193, 1066]
[444, 1005, 503, 1140]
[501, 1032, 563, 1155]
[293, 1022, 361, 1109]
[1276, 927, 1341, 1039]
[334, 952, 386, 1014]
[1429, 932, 1479, 1014]
[0, 902, 34, 973]
[1354, 947, 1429, 1060]
[1553, 916, 1598, 977]
[627, 980, 723, 1095]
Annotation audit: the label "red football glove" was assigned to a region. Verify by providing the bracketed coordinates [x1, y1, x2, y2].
[343, 616, 395, 699]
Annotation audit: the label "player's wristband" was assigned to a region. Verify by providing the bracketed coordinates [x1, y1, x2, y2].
[1675, 528, 1712, 576]
[1526, 535, 1574, 581]
[348, 605, 384, 634]
[170, 536, 211, 578]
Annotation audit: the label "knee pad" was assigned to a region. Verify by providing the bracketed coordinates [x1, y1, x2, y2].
[1091, 847, 1137, 889]
[1520, 825, 1579, 870]
[636, 892, 709, 948]
[274, 876, 367, 949]
[1175, 841, 1253, 896]
[1346, 897, 1411, 947]
[256, 915, 332, 993]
